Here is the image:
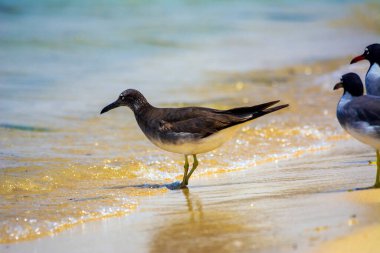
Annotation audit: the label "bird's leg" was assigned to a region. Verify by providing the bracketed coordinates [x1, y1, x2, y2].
[368, 160, 377, 165]
[375, 150, 380, 188]
[185, 154, 199, 186]
[180, 155, 189, 188]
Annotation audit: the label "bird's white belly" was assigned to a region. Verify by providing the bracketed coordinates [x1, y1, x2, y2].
[366, 63, 380, 95]
[346, 127, 380, 150]
[149, 124, 245, 155]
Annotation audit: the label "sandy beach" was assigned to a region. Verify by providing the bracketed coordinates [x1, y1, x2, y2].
[315, 188, 380, 253]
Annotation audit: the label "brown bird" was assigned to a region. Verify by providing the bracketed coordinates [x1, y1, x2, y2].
[101, 89, 288, 188]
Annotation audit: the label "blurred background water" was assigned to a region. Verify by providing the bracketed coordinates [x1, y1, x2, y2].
[1, 0, 378, 125]
[0, 0, 379, 243]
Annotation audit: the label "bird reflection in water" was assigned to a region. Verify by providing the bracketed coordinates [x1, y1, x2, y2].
[182, 188, 204, 223]
[149, 189, 261, 253]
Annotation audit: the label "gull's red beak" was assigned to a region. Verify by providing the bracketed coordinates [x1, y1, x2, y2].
[350, 54, 366, 64]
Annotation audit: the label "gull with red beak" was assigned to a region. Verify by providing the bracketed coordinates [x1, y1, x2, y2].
[350, 43, 380, 96]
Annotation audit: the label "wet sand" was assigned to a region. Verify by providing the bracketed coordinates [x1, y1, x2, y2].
[2, 138, 380, 253]
[315, 188, 380, 253]
[316, 224, 380, 253]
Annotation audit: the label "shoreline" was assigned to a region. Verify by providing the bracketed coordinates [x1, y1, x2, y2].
[0, 51, 380, 252]
[0, 53, 378, 249]
[2, 139, 379, 253]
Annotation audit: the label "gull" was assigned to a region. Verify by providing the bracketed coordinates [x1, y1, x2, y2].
[334, 72, 380, 188]
[350, 43, 380, 96]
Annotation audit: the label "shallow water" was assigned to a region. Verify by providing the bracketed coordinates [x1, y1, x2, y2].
[2, 140, 378, 253]
[1, 0, 380, 243]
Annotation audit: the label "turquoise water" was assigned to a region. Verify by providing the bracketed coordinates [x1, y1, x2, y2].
[0, 0, 376, 126]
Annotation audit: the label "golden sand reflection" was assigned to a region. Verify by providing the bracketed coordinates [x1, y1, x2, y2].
[150, 189, 268, 253]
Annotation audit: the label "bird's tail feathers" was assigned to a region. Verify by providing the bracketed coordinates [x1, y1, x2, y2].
[250, 104, 289, 120]
[223, 100, 280, 116]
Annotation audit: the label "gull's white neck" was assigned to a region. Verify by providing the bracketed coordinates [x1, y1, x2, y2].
[336, 91, 353, 130]
[366, 62, 380, 95]
[337, 92, 353, 110]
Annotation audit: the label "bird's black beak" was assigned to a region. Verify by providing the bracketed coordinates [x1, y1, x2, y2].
[333, 81, 343, 90]
[100, 100, 120, 114]
[350, 54, 366, 64]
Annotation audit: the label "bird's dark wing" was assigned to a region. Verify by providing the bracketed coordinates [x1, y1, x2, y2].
[158, 101, 288, 139]
[154, 100, 280, 122]
[159, 114, 246, 139]
[345, 95, 380, 135]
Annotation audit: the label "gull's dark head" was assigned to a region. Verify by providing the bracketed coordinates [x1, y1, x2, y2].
[100, 89, 149, 114]
[350, 43, 380, 65]
[333, 72, 364, 97]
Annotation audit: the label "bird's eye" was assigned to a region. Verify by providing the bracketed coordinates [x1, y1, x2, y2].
[365, 48, 369, 54]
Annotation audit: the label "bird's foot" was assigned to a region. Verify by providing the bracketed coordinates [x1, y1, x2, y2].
[162, 181, 186, 190]
[368, 160, 377, 165]
[180, 182, 188, 189]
